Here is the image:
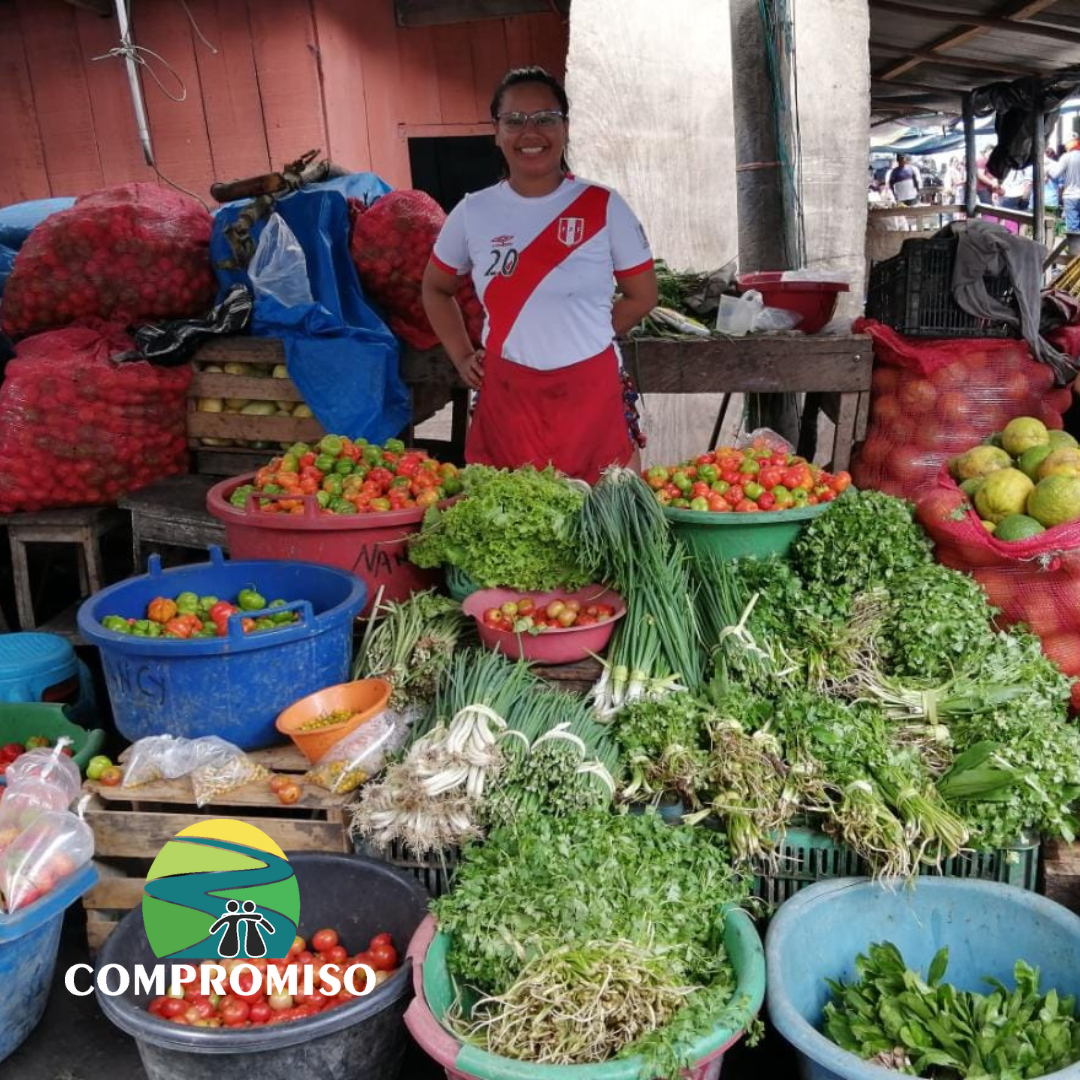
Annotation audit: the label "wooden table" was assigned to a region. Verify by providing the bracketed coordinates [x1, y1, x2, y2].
[118, 474, 228, 570]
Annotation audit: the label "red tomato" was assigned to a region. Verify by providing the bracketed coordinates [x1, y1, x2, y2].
[727, 485, 744, 505]
[311, 928, 339, 953]
[575, 614, 598, 627]
[758, 491, 777, 511]
[735, 499, 760, 512]
[369, 932, 393, 949]
[370, 943, 398, 971]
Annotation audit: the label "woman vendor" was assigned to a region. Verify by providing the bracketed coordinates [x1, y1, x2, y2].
[421, 67, 658, 484]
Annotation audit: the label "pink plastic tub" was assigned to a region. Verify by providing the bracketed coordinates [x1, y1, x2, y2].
[207, 473, 440, 616]
[462, 585, 625, 665]
[736, 272, 849, 333]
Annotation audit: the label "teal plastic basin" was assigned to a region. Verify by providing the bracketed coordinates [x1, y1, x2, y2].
[663, 500, 835, 562]
[766, 876, 1080, 1080]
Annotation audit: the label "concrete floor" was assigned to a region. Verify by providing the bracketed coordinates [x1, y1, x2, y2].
[11, 904, 795, 1080]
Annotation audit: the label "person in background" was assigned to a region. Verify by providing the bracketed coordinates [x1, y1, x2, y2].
[976, 148, 1003, 204]
[421, 66, 657, 484]
[1000, 165, 1033, 210]
[1045, 147, 1063, 213]
[887, 154, 921, 206]
[1048, 140, 1080, 235]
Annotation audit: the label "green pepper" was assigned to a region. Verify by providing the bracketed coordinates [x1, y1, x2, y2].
[287, 442, 312, 458]
[132, 619, 161, 638]
[229, 484, 256, 509]
[313, 453, 335, 474]
[738, 457, 760, 476]
[268, 599, 294, 625]
[237, 588, 267, 612]
[330, 498, 358, 514]
[671, 498, 690, 509]
[744, 481, 765, 500]
[101, 615, 131, 634]
[175, 591, 199, 616]
[441, 476, 463, 496]
[317, 434, 345, 456]
[672, 471, 692, 494]
[322, 474, 343, 497]
[710, 480, 730, 496]
[690, 496, 709, 511]
[262, 483, 283, 495]
[198, 595, 219, 614]
[197, 625, 217, 637]
[254, 617, 275, 631]
[383, 438, 405, 455]
[334, 458, 354, 476]
[362, 445, 382, 466]
[315, 490, 331, 509]
[390, 476, 411, 489]
[280, 453, 299, 473]
[698, 464, 718, 484]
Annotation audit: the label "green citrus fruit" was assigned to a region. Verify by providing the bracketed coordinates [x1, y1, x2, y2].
[1001, 417, 1049, 457]
[1037, 448, 1080, 480]
[955, 445, 1012, 481]
[994, 514, 1046, 541]
[959, 477, 984, 497]
[974, 468, 1034, 524]
[1018, 445, 1054, 481]
[1028, 475, 1080, 528]
[1048, 430, 1079, 451]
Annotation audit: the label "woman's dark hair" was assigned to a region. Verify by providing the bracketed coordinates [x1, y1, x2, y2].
[490, 67, 571, 176]
[489, 66, 570, 122]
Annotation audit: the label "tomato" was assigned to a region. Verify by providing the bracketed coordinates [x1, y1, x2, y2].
[594, 604, 615, 619]
[327, 944, 348, 965]
[726, 484, 744, 505]
[99, 766, 123, 786]
[758, 491, 777, 511]
[575, 614, 598, 627]
[563, 600, 581, 613]
[311, 928, 339, 953]
[369, 932, 393, 949]
[268, 775, 291, 794]
[556, 608, 577, 628]
[161, 997, 186, 1018]
[221, 999, 249, 1026]
[277, 783, 302, 805]
[516, 597, 535, 616]
[735, 499, 760, 512]
[832, 470, 852, 493]
[370, 943, 398, 971]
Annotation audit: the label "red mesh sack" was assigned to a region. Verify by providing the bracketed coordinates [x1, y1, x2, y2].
[0, 321, 191, 513]
[852, 320, 1073, 502]
[348, 192, 484, 349]
[917, 469, 1080, 707]
[1, 182, 215, 338]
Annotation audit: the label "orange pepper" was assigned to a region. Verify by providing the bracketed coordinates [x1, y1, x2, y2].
[147, 597, 178, 624]
[163, 617, 194, 638]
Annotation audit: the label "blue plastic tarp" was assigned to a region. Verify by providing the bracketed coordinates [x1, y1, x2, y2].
[0, 244, 15, 301]
[210, 182, 410, 445]
[0, 197, 75, 249]
[211, 171, 391, 216]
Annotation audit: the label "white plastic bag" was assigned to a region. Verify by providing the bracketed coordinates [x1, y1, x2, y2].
[716, 290, 801, 335]
[119, 735, 269, 807]
[304, 709, 411, 794]
[0, 807, 93, 911]
[5, 741, 80, 806]
[248, 213, 314, 309]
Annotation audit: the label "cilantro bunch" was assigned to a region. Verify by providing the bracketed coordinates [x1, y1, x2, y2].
[408, 465, 588, 590]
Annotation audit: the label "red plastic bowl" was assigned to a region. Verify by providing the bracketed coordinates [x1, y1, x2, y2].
[736, 272, 849, 334]
[462, 585, 625, 665]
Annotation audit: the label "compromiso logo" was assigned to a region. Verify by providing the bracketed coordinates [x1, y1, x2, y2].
[141, 819, 300, 960]
[65, 819, 379, 1000]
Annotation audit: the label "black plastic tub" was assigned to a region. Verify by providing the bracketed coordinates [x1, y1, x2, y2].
[95, 853, 428, 1080]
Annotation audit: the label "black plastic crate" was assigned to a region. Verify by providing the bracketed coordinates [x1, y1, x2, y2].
[867, 236, 1018, 338]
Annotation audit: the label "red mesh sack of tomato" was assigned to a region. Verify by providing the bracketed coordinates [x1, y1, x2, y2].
[348, 191, 483, 349]
[852, 320, 1073, 502]
[0, 182, 215, 338]
[0, 321, 191, 513]
[917, 469, 1080, 708]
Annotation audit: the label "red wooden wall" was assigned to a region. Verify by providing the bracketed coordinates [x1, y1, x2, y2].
[0, 0, 569, 206]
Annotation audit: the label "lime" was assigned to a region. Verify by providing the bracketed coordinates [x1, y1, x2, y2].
[959, 478, 983, 497]
[994, 514, 1046, 541]
[1018, 445, 1053, 481]
[1048, 430, 1079, 450]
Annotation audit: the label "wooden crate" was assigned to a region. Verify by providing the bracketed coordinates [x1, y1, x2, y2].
[1040, 838, 1078, 913]
[187, 339, 324, 476]
[81, 744, 352, 951]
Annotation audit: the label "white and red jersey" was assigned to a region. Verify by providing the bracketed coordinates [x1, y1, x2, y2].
[431, 177, 653, 370]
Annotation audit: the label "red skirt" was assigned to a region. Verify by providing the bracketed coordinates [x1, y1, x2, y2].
[465, 346, 635, 484]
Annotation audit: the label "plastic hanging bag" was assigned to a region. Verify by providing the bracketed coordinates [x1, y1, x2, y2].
[120, 735, 270, 806]
[304, 709, 409, 794]
[716, 290, 801, 335]
[248, 213, 314, 309]
[5, 740, 81, 805]
[0, 806, 93, 912]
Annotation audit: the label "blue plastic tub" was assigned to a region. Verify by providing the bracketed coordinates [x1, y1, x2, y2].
[0, 632, 97, 728]
[0, 861, 97, 1064]
[77, 546, 367, 750]
[766, 876, 1080, 1080]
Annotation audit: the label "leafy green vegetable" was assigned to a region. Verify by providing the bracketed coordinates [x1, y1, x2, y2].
[876, 563, 998, 686]
[790, 490, 933, 619]
[408, 465, 587, 590]
[824, 941, 1080, 1078]
[432, 811, 750, 1075]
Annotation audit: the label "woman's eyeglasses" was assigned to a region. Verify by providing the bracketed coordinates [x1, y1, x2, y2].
[496, 110, 565, 130]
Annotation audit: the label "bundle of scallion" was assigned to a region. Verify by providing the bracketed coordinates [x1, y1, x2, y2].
[576, 468, 702, 712]
[352, 588, 469, 710]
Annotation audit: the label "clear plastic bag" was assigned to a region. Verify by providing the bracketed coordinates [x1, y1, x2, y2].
[735, 427, 795, 454]
[716, 290, 802, 334]
[120, 735, 269, 806]
[304, 709, 409, 794]
[248, 212, 314, 309]
[5, 741, 81, 805]
[0, 807, 93, 912]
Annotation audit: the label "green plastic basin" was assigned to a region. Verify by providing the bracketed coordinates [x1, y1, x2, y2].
[664, 500, 836, 562]
[0, 703, 106, 774]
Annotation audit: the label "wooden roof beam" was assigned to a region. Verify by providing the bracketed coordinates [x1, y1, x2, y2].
[871, 40, 1040, 75]
[63, 0, 112, 15]
[872, 76, 966, 96]
[870, 0, 1080, 47]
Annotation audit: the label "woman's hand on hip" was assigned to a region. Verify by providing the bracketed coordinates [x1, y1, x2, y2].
[453, 348, 485, 390]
